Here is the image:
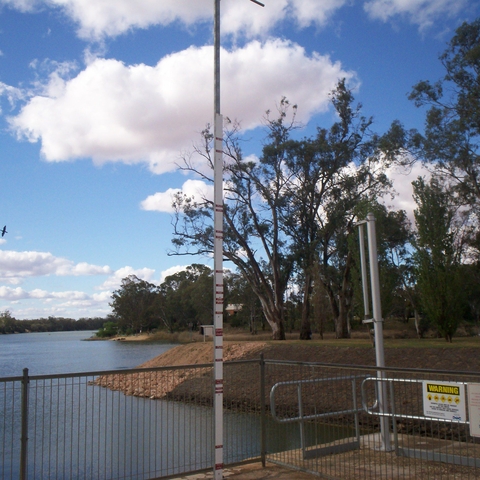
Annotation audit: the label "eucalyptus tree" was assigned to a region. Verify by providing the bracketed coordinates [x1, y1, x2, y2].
[110, 275, 158, 334]
[171, 80, 397, 339]
[409, 19, 480, 251]
[172, 99, 296, 340]
[156, 264, 213, 333]
[282, 81, 395, 338]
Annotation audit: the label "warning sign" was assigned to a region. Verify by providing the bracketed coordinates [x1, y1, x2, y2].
[467, 383, 480, 437]
[423, 381, 465, 421]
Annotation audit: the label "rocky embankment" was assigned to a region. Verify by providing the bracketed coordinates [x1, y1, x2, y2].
[93, 341, 480, 401]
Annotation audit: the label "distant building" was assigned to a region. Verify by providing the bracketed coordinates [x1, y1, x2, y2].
[225, 304, 243, 316]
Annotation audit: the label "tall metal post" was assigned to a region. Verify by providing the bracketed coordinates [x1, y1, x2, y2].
[213, 2, 224, 479]
[366, 213, 392, 451]
[212, 3, 264, 477]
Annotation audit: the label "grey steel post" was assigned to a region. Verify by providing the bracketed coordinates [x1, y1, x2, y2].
[20, 368, 29, 480]
[260, 353, 266, 467]
[358, 223, 370, 320]
[366, 212, 392, 451]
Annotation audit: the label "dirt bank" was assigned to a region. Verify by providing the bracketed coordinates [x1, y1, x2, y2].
[137, 341, 480, 372]
[94, 341, 480, 403]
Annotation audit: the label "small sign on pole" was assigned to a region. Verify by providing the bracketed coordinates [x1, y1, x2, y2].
[468, 383, 480, 437]
[423, 381, 466, 421]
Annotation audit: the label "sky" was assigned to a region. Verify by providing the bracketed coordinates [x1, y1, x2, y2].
[0, 0, 479, 320]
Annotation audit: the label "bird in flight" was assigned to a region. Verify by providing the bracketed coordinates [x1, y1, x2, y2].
[1, 226, 7, 237]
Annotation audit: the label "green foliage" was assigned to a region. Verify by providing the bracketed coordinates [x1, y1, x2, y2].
[157, 264, 213, 333]
[350, 200, 413, 325]
[172, 79, 398, 340]
[0, 313, 106, 334]
[95, 321, 118, 338]
[413, 177, 466, 342]
[409, 19, 480, 252]
[110, 275, 158, 334]
[224, 271, 264, 333]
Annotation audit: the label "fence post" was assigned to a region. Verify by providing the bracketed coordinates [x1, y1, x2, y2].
[20, 368, 29, 480]
[260, 354, 266, 467]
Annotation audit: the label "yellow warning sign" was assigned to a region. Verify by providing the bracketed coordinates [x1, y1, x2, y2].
[426, 383, 460, 396]
[423, 381, 465, 421]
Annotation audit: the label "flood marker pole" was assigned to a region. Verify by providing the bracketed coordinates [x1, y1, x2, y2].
[213, 3, 224, 478]
[212, 2, 264, 477]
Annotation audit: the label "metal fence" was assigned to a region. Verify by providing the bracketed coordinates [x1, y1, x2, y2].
[0, 361, 263, 480]
[265, 360, 480, 479]
[1, 358, 480, 479]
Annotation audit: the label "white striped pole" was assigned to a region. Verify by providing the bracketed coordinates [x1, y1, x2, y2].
[213, 1, 224, 478]
[212, 3, 264, 477]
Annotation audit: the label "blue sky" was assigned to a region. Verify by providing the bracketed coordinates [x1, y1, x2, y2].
[0, 0, 478, 320]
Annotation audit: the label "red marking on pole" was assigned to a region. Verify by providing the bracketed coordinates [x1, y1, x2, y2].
[215, 463, 224, 470]
[215, 345, 223, 349]
[215, 379, 223, 384]
[216, 328, 223, 336]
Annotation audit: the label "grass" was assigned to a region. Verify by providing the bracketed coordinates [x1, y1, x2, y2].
[125, 324, 480, 349]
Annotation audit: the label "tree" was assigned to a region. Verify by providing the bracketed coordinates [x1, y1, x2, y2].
[224, 270, 264, 333]
[350, 201, 413, 326]
[283, 81, 396, 338]
[110, 275, 158, 334]
[157, 264, 213, 333]
[412, 177, 466, 342]
[172, 100, 296, 340]
[0, 310, 16, 334]
[172, 81, 396, 339]
[96, 321, 118, 338]
[409, 19, 480, 250]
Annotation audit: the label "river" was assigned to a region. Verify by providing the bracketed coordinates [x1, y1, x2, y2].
[0, 330, 175, 377]
[0, 331, 352, 479]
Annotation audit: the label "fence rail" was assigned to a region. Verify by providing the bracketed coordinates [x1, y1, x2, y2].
[2, 358, 480, 479]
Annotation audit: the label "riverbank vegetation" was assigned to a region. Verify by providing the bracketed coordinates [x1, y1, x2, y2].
[0, 310, 106, 334]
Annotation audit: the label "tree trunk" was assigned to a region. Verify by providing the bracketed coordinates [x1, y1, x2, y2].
[259, 297, 286, 340]
[299, 272, 313, 340]
[414, 309, 422, 338]
[333, 251, 353, 339]
[335, 299, 351, 339]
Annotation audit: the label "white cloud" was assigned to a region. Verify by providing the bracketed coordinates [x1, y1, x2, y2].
[96, 266, 156, 290]
[9, 40, 352, 174]
[0, 286, 27, 300]
[0, 285, 89, 301]
[364, 0, 467, 30]
[0, 0, 350, 40]
[0, 250, 111, 284]
[141, 179, 214, 213]
[289, 0, 349, 28]
[383, 161, 431, 223]
[159, 265, 190, 283]
[0, 286, 112, 319]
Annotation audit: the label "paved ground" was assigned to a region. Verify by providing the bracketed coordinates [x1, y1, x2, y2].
[173, 462, 316, 479]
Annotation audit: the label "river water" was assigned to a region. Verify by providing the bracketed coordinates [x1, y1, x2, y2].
[0, 331, 175, 377]
[0, 331, 352, 479]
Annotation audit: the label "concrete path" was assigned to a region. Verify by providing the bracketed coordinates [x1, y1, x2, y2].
[174, 462, 316, 479]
